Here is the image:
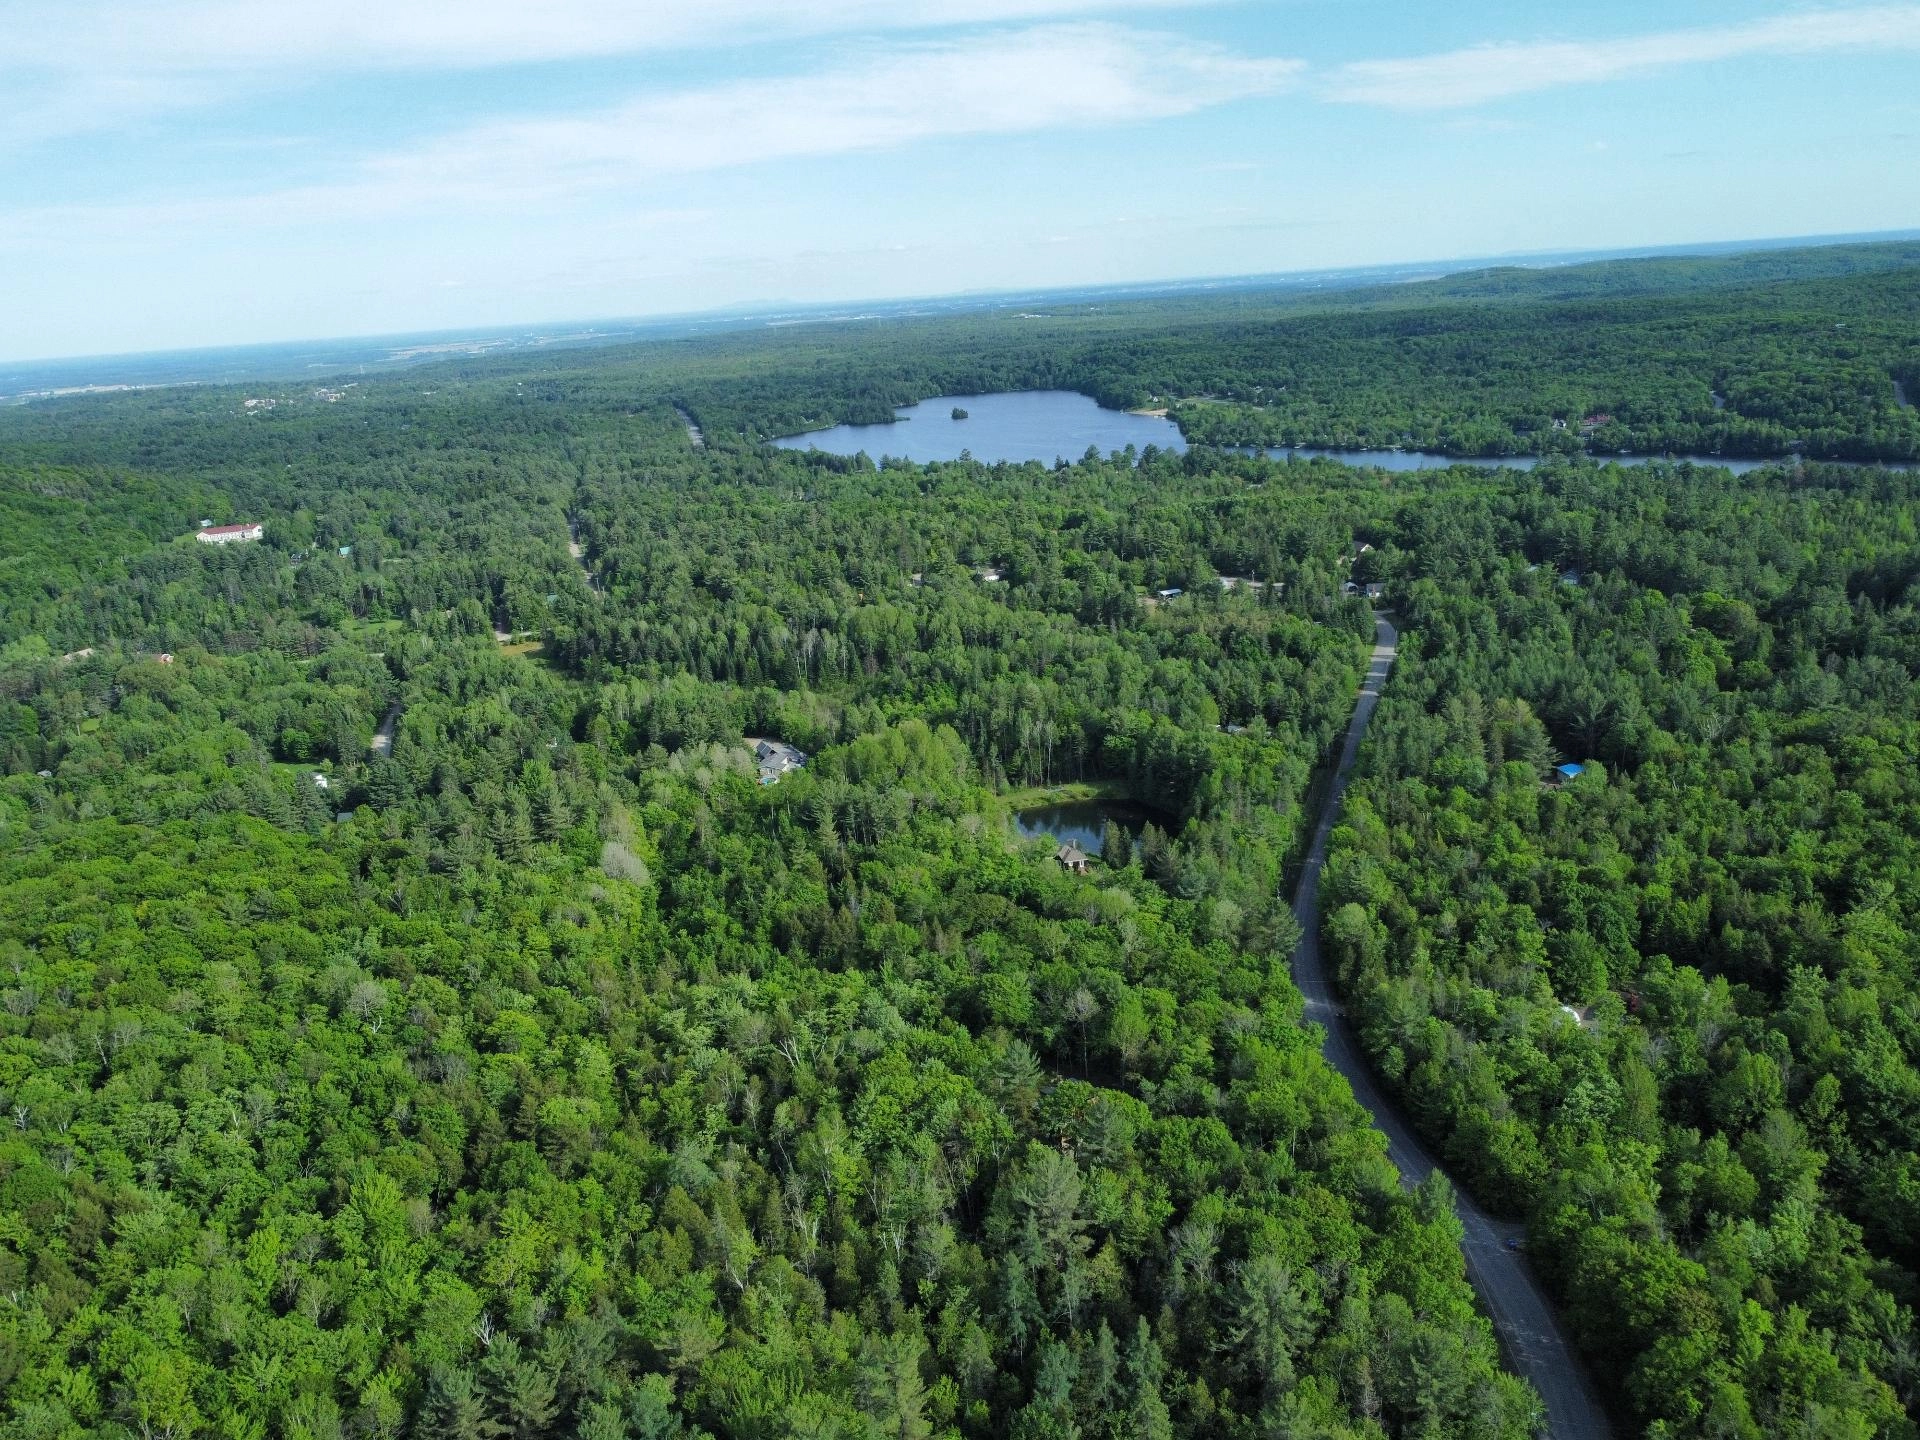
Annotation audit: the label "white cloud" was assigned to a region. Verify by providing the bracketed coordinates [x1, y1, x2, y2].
[0, 25, 1298, 234]
[1325, 4, 1920, 109]
[379, 24, 1298, 193]
[2, 1, 1220, 93]
[1, 0, 1231, 144]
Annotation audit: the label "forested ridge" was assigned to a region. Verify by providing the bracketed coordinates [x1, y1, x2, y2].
[478, 241, 1920, 461]
[0, 240, 1917, 1440]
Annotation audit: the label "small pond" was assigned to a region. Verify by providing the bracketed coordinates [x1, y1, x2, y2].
[1015, 798, 1169, 857]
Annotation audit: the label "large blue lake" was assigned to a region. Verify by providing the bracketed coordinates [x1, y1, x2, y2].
[773, 390, 1813, 473]
[774, 390, 1185, 465]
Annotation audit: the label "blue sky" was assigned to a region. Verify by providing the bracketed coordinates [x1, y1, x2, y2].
[3, 1, 1917, 360]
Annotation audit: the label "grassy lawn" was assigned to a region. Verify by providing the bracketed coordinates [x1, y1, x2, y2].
[338, 615, 407, 639]
[997, 777, 1132, 808]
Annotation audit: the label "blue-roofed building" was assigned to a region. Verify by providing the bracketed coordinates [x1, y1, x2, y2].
[1548, 762, 1586, 787]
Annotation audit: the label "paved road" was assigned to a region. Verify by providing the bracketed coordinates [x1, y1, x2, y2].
[1290, 613, 1612, 1440]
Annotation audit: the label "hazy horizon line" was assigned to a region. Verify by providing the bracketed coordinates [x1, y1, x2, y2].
[6, 223, 1917, 377]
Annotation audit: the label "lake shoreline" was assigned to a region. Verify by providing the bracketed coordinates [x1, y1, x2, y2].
[771, 389, 1913, 471]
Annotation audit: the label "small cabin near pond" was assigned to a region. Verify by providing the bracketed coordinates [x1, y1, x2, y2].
[1056, 842, 1091, 874]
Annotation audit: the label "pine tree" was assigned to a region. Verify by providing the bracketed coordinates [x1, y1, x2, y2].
[1122, 1319, 1173, 1440]
[483, 1336, 559, 1440]
[489, 794, 535, 863]
[417, 1365, 503, 1440]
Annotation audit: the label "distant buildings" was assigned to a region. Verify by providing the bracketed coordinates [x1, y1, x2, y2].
[196, 522, 264, 544]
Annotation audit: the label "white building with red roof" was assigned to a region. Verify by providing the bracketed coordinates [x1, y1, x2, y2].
[195, 522, 264, 544]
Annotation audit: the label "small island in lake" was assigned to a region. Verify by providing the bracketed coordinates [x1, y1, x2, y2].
[951, 406, 969, 420]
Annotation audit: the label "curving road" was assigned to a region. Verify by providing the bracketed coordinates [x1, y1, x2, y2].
[1290, 613, 1612, 1440]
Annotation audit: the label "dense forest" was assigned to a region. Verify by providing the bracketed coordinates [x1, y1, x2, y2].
[1321, 460, 1920, 1437]
[0, 374, 1537, 1438]
[0, 241, 1917, 1439]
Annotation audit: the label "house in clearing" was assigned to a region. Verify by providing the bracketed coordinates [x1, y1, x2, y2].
[1056, 842, 1091, 875]
[1547, 762, 1586, 787]
[752, 738, 808, 785]
[196, 522, 264, 544]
